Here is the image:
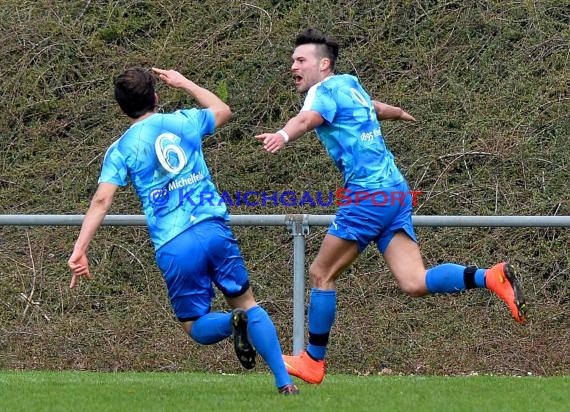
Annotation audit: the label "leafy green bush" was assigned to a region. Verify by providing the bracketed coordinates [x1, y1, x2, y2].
[0, 0, 568, 375]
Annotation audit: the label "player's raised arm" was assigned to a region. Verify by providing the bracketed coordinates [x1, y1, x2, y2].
[372, 100, 416, 122]
[151, 67, 232, 128]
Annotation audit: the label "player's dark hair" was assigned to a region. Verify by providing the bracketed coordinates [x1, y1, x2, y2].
[295, 28, 339, 70]
[114, 67, 156, 119]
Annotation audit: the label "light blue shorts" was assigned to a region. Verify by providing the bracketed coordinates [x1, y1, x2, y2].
[155, 218, 250, 322]
[329, 180, 417, 253]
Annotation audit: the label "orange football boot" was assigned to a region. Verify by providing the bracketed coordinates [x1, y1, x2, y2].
[485, 262, 527, 323]
[283, 351, 325, 384]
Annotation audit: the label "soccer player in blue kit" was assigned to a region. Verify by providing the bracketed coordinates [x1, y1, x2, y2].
[256, 28, 527, 385]
[68, 67, 298, 395]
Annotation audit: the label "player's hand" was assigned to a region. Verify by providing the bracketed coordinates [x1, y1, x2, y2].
[255, 133, 286, 154]
[68, 249, 93, 288]
[400, 109, 416, 122]
[151, 68, 192, 89]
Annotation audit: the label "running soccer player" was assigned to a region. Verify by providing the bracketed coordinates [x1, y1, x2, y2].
[68, 67, 298, 395]
[256, 28, 527, 385]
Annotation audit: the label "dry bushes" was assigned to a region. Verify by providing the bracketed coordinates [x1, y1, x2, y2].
[1, 0, 568, 374]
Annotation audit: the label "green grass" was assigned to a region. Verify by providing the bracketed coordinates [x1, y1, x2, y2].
[0, 371, 568, 412]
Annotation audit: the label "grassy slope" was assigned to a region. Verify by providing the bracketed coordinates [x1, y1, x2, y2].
[0, 1, 568, 375]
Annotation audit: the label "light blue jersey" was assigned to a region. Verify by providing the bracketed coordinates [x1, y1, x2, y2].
[301, 74, 404, 189]
[99, 108, 228, 251]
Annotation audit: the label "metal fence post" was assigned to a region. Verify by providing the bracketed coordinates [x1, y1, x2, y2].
[286, 214, 310, 355]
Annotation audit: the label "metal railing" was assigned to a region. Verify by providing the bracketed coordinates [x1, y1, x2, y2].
[2, 214, 569, 354]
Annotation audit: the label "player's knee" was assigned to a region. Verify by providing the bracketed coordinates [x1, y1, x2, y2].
[308, 263, 333, 288]
[182, 320, 194, 336]
[308, 264, 322, 284]
[397, 277, 428, 297]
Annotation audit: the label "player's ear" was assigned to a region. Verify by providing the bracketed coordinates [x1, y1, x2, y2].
[320, 58, 331, 71]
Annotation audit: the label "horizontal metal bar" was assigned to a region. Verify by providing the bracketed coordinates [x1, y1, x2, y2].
[411, 215, 570, 227]
[0, 214, 569, 227]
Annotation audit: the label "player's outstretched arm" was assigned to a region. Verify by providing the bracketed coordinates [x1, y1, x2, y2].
[255, 110, 324, 154]
[151, 67, 232, 128]
[68, 183, 118, 288]
[373, 100, 416, 122]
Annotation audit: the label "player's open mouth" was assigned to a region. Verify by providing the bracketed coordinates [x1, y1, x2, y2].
[293, 75, 303, 84]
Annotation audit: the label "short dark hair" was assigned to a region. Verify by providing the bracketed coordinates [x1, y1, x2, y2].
[295, 28, 339, 69]
[114, 67, 156, 119]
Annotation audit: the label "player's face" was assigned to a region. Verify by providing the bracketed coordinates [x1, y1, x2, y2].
[291, 44, 327, 92]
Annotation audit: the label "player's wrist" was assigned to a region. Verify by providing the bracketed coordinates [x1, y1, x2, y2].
[276, 129, 290, 144]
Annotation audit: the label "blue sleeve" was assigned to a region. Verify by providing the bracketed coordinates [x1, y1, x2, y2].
[177, 108, 216, 140]
[98, 142, 129, 186]
[301, 84, 337, 124]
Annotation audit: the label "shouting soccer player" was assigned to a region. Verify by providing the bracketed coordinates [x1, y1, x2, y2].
[256, 28, 527, 385]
